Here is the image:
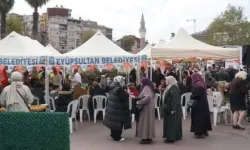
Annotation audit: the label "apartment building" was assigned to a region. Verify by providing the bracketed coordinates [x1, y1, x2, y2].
[46, 5, 113, 53]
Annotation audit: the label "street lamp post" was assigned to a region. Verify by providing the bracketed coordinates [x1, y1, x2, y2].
[187, 19, 196, 33]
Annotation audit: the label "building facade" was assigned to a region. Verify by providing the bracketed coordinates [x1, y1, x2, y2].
[45, 5, 113, 53]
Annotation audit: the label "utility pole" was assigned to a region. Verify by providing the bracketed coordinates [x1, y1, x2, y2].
[187, 19, 196, 33]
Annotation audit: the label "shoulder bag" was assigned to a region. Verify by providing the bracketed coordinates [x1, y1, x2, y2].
[187, 99, 197, 109]
[16, 89, 30, 111]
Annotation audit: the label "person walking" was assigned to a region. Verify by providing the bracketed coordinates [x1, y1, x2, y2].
[135, 77, 155, 144]
[162, 76, 182, 143]
[229, 71, 248, 130]
[0, 71, 33, 112]
[103, 76, 131, 142]
[190, 73, 212, 138]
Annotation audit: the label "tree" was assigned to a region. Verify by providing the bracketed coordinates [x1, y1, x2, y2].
[6, 16, 23, 34]
[82, 30, 95, 43]
[0, 0, 15, 39]
[170, 33, 175, 39]
[206, 4, 250, 46]
[120, 35, 135, 51]
[25, 0, 49, 39]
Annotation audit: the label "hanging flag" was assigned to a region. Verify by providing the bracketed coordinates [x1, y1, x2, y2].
[105, 64, 113, 71]
[81, 65, 88, 71]
[16, 66, 23, 72]
[132, 62, 138, 70]
[115, 63, 122, 70]
[98, 64, 105, 72]
[26, 66, 33, 72]
[7, 66, 14, 73]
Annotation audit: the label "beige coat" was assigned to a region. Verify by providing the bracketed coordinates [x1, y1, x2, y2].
[136, 85, 155, 139]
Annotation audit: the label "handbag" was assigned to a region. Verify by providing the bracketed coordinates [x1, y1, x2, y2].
[136, 104, 144, 111]
[16, 89, 30, 111]
[187, 99, 197, 109]
[135, 96, 145, 111]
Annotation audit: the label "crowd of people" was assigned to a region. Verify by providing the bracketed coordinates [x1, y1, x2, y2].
[0, 63, 248, 144]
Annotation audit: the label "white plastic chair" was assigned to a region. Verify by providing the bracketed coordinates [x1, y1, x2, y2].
[129, 95, 135, 122]
[33, 96, 40, 105]
[79, 95, 91, 122]
[180, 93, 191, 120]
[92, 95, 107, 123]
[207, 94, 226, 126]
[67, 100, 79, 133]
[48, 96, 56, 112]
[155, 93, 161, 120]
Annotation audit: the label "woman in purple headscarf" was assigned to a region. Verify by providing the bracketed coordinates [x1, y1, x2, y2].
[135, 77, 155, 144]
[190, 73, 212, 138]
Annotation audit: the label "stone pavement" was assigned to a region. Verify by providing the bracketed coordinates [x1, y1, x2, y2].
[71, 118, 250, 150]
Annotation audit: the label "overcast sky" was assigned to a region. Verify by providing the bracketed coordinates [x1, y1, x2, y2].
[10, 0, 250, 42]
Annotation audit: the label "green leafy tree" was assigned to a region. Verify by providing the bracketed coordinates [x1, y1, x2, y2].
[82, 30, 95, 43]
[25, 0, 49, 39]
[0, 0, 15, 39]
[206, 4, 250, 46]
[6, 16, 23, 34]
[120, 35, 135, 51]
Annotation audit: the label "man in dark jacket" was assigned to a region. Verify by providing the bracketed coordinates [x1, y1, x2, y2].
[152, 68, 165, 88]
[103, 76, 131, 142]
[183, 71, 192, 92]
[225, 65, 238, 82]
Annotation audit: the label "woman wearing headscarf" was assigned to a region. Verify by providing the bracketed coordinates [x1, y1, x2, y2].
[103, 76, 131, 142]
[135, 77, 155, 144]
[55, 83, 73, 112]
[0, 71, 33, 112]
[229, 71, 248, 130]
[162, 76, 182, 143]
[190, 73, 212, 138]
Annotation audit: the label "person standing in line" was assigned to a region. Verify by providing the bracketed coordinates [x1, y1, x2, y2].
[72, 69, 82, 87]
[103, 76, 131, 142]
[0, 71, 33, 112]
[229, 71, 248, 130]
[52, 67, 62, 89]
[190, 73, 212, 138]
[183, 71, 192, 92]
[205, 66, 213, 88]
[135, 77, 155, 144]
[162, 76, 182, 143]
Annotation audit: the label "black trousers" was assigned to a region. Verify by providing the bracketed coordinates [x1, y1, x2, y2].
[110, 123, 123, 141]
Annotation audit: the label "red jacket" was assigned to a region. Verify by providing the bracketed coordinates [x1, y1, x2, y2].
[128, 87, 139, 97]
[1, 68, 8, 88]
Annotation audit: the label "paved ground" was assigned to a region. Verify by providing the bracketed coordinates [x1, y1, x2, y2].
[71, 117, 250, 150]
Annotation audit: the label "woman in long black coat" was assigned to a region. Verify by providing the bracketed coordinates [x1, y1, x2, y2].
[103, 76, 131, 142]
[162, 76, 182, 143]
[190, 73, 212, 138]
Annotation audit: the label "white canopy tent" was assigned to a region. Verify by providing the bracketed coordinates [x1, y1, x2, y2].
[151, 28, 240, 59]
[137, 39, 167, 57]
[0, 32, 54, 56]
[46, 44, 62, 56]
[64, 30, 134, 57]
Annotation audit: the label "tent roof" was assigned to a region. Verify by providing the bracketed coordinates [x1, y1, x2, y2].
[46, 44, 62, 56]
[0, 32, 54, 56]
[151, 28, 239, 59]
[137, 39, 167, 57]
[64, 30, 134, 57]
